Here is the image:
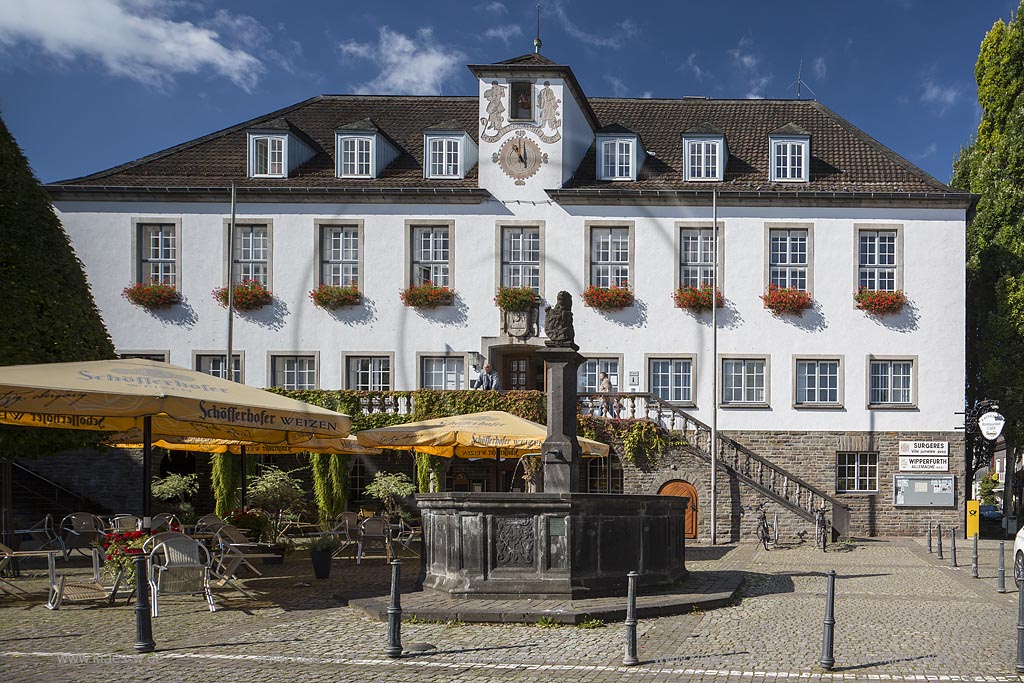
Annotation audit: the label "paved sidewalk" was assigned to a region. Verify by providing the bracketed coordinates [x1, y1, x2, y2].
[1, 536, 1022, 682]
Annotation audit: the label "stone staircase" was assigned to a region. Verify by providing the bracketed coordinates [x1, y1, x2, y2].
[580, 392, 850, 537]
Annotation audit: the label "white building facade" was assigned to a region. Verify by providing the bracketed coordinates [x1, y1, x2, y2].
[49, 54, 974, 537]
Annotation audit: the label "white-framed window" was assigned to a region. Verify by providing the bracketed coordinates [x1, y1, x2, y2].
[600, 139, 633, 180]
[501, 226, 540, 292]
[196, 354, 242, 383]
[411, 226, 450, 286]
[687, 140, 720, 180]
[428, 137, 461, 178]
[869, 359, 914, 406]
[859, 230, 898, 291]
[339, 136, 372, 177]
[771, 139, 808, 182]
[421, 356, 464, 390]
[233, 224, 269, 286]
[347, 356, 391, 391]
[271, 355, 316, 390]
[578, 358, 619, 394]
[320, 225, 359, 287]
[590, 227, 629, 287]
[837, 452, 878, 493]
[769, 228, 808, 290]
[251, 135, 285, 177]
[649, 358, 693, 404]
[138, 223, 177, 286]
[722, 358, 766, 405]
[795, 359, 839, 405]
[680, 227, 716, 288]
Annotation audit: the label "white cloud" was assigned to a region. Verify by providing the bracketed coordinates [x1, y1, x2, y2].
[338, 27, 466, 96]
[685, 52, 710, 82]
[913, 142, 937, 160]
[604, 75, 628, 97]
[812, 56, 826, 80]
[477, 1, 508, 14]
[483, 24, 523, 47]
[0, 0, 264, 91]
[727, 37, 772, 99]
[921, 79, 961, 114]
[551, 2, 638, 49]
[641, 90, 653, 99]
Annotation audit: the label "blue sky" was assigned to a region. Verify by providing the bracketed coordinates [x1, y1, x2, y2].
[0, 0, 1017, 185]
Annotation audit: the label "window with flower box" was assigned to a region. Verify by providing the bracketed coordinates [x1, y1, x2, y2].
[410, 225, 451, 287]
[837, 452, 878, 493]
[589, 226, 630, 287]
[648, 357, 694, 405]
[768, 227, 810, 291]
[270, 354, 317, 390]
[721, 357, 768, 406]
[195, 353, 242, 383]
[858, 227, 901, 291]
[136, 222, 178, 287]
[868, 357, 915, 407]
[232, 223, 271, 287]
[501, 225, 541, 292]
[319, 223, 361, 287]
[679, 227, 717, 288]
[795, 358, 841, 407]
[346, 356, 391, 391]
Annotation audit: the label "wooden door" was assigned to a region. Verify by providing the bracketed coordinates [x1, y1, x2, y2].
[658, 480, 698, 539]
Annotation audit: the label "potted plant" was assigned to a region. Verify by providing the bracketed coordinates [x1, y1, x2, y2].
[672, 285, 723, 312]
[760, 284, 813, 316]
[854, 287, 906, 316]
[309, 283, 361, 309]
[99, 530, 151, 585]
[400, 282, 454, 308]
[306, 535, 341, 579]
[224, 506, 273, 542]
[213, 279, 273, 311]
[363, 472, 417, 521]
[494, 286, 537, 312]
[247, 466, 307, 543]
[122, 281, 180, 309]
[582, 284, 633, 311]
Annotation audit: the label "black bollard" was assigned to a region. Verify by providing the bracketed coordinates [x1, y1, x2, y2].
[385, 559, 403, 658]
[999, 541, 1007, 593]
[820, 569, 836, 671]
[623, 571, 639, 666]
[937, 524, 944, 560]
[133, 552, 155, 653]
[927, 521, 932, 553]
[951, 528, 957, 568]
[972, 533, 979, 579]
[1017, 576, 1024, 673]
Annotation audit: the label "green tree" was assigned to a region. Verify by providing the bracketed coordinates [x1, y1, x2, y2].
[0, 113, 116, 458]
[952, 2, 1024, 453]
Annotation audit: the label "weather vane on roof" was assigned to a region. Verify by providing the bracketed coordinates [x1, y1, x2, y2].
[534, 3, 542, 54]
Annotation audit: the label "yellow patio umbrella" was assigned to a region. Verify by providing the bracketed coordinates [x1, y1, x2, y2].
[109, 432, 380, 456]
[0, 358, 352, 518]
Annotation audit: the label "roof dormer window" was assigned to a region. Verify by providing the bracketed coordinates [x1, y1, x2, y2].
[251, 135, 285, 178]
[601, 139, 633, 180]
[423, 124, 477, 180]
[769, 125, 810, 183]
[429, 137, 461, 178]
[334, 119, 398, 180]
[339, 136, 372, 178]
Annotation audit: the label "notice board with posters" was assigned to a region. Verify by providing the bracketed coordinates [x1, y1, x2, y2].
[893, 474, 956, 507]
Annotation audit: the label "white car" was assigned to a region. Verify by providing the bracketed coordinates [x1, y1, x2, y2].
[1014, 524, 1024, 585]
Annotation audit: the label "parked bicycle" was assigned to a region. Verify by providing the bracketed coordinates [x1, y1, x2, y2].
[814, 505, 829, 551]
[754, 502, 771, 550]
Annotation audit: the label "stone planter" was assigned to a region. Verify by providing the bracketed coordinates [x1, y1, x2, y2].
[310, 549, 332, 579]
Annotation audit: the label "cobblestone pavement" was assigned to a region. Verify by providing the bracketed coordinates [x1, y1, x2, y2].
[1, 536, 1022, 682]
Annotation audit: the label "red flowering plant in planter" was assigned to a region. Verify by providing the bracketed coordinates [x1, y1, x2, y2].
[494, 286, 538, 312]
[760, 284, 813, 316]
[582, 283, 633, 311]
[400, 282, 454, 308]
[309, 283, 361, 309]
[672, 285, 724, 312]
[100, 530, 152, 584]
[854, 288, 906, 316]
[122, 281, 180, 309]
[213, 280, 273, 311]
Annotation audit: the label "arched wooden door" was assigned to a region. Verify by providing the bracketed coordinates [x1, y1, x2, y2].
[658, 480, 698, 539]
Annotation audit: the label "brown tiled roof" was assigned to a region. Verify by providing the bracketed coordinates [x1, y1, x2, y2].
[54, 93, 953, 196]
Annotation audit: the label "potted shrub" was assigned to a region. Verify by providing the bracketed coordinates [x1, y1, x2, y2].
[212, 279, 273, 311]
[247, 466, 307, 543]
[494, 286, 537, 312]
[99, 530, 151, 585]
[224, 506, 273, 542]
[309, 283, 361, 309]
[672, 285, 723, 312]
[363, 472, 417, 521]
[400, 282, 454, 308]
[760, 284, 813, 316]
[122, 281, 180, 309]
[582, 284, 633, 311]
[151, 472, 199, 523]
[307, 535, 341, 579]
[854, 288, 906, 316]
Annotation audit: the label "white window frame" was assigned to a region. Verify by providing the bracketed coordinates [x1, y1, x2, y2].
[587, 224, 631, 288]
[598, 138, 634, 181]
[500, 225, 541, 292]
[250, 135, 286, 178]
[578, 357, 621, 394]
[194, 352, 244, 383]
[867, 356, 916, 408]
[769, 136, 809, 182]
[794, 357, 843, 408]
[135, 222, 178, 287]
[678, 226, 717, 288]
[345, 355, 392, 391]
[720, 356, 770, 407]
[837, 451, 879, 493]
[767, 225, 812, 291]
[318, 222, 362, 288]
[338, 136, 373, 178]
[419, 355, 466, 390]
[427, 137, 461, 178]
[268, 354, 318, 390]
[409, 225, 451, 287]
[647, 355, 695, 406]
[685, 139, 722, 181]
[857, 226, 902, 292]
[232, 223, 271, 287]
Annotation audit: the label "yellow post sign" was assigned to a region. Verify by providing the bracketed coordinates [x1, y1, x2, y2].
[967, 499, 980, 538]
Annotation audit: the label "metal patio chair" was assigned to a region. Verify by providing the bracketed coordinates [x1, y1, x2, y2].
[356, 517, 390, 564]
[149, 535, 216, 616]
[59, 512, 105, 557]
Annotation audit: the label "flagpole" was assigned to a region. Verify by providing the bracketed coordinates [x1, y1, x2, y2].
[710, 189, 719, 545]
[225, 182, 236, 381]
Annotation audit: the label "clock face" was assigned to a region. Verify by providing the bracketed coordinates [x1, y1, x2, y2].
[495, 135, 545, 184]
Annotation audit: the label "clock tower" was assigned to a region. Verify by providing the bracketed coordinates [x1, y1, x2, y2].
[468, 54, 598, 202]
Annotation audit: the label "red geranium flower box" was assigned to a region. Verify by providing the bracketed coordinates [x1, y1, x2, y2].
[672, 285, 723, 312]
[122, 281, 180, 309]
[582, 284, 633, 311]
[761, 284, 813, 316]
[854, 288, 906, 315]
[213, 280, 273, 311]
[400, 282, 454, 308]
[309, 284, 361, 309]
